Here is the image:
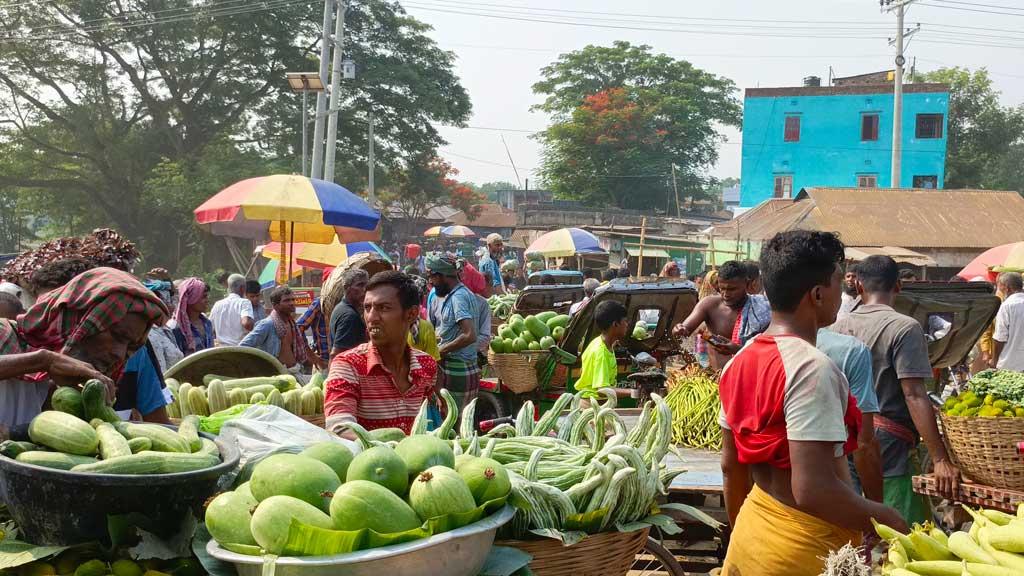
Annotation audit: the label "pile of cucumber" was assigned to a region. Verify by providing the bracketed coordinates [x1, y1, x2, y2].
[166, 373, 324, 418]
[0, 380, 221, 475]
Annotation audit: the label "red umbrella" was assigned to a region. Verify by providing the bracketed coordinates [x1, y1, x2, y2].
[958, 242, 1024, 281]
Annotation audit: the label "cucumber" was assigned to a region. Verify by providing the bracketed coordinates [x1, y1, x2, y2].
[207, 380, 229, 413]
[51, 386, 85, 419]
[177, 383, 194, 417]
[16, 451, 97, 470]
[266, 389, 285, 408]
[123, 423, 190, 453]
[127, 437, 152, 453]
[300, 390, 317, 415]
[81, 380, 119, 423]
[29, 411, 99, 455]
[178, 415, 201, 453]
[202, 374, 233, 386]
[0, 440, 38, 458]
[198, 437, 220, 457]
[95, 422, 132, 459]
[187, 387, 210, 417]
[221, 376, 290, 392]
[228, 388, 248, 406]
[71, 451, 219, 475]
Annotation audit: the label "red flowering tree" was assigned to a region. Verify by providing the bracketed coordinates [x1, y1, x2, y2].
[380, 155, 484, 237]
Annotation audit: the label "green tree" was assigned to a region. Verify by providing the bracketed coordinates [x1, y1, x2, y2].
[532, 42, 741, 209]
[477, 181, 519, 202]
[379, 156, 484, 239]
[0, 0, 470, 269]
[916, 67, 1024, 190]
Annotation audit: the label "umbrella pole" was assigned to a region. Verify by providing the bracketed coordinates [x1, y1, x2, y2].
[288, 223, 295, 286]
[278, 221, 287, 284]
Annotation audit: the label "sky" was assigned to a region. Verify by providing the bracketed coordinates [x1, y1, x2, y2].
[397, 0, 1024, 188]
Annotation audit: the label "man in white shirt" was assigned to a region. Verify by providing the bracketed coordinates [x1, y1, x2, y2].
[209, 274, 255, 346]
[993, 272, 1024, 370]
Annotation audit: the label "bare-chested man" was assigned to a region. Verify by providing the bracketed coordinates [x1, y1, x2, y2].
[673, 260, 771, 369]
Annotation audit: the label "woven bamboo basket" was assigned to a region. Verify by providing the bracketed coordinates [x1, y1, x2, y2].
[496, 528, 649, 576]
[940, 412, 1024, 489]
[487, 350, 546, 393]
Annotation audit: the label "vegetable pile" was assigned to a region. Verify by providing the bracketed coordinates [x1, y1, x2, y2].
[452, 389, 701, 539]
[489, 312, 570, 354]
[665, 365, 722, 450]
[15, 552, 200, 576]
[875, 504, 1024, 575]
[942, 370, 1024, 418]
[166, 373, 324, 419]
[205, 390, 511, 557]
[487, 293, 518, 322]
[0, 380, 221, 475]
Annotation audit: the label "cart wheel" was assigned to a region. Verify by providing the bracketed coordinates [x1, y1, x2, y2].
[474, 392, 507, 428]
[631, 537, 686, 576]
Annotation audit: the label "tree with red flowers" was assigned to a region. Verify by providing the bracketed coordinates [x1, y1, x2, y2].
[380, 155, 484, 237]
[534, 41, 741, 210]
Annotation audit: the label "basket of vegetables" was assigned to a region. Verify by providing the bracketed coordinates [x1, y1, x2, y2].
[0, 381, 237, 545]
[940, 369, 1024, 490]
[487, 312, 570, 393]
[204, 390, 514, 576]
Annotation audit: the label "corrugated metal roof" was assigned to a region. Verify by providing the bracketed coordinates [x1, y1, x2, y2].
[447, 203, 516, 228]
[804, 188, 1024, 248]
[845, 246, 936, 267]
[712, 187, 1024, 250]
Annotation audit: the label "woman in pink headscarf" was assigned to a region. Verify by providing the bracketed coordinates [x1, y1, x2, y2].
[169, 278, 213, 355]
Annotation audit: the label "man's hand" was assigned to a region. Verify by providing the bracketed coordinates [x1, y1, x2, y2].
[875, 505, 910, 535]
[709, 340, 741, 356]
[46, 351, 116, 402]
[933, 458, 961, 496]
[672, 323, 690, 338]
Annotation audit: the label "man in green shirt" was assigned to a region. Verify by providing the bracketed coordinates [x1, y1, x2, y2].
[575, 300, 629, 399]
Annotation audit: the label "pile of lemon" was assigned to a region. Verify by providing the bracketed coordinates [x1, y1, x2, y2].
[943, 390, 1024, 417]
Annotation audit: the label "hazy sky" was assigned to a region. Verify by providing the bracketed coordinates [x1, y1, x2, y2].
[397, 0, 1024, 188]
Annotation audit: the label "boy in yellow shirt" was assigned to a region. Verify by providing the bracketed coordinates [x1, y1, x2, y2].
[575, 300, 629, 399]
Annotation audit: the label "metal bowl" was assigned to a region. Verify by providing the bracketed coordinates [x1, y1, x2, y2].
[207, 505, 516, 576]
[0, 428, 238, 545]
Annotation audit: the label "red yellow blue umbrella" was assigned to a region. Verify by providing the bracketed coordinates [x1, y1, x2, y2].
[442, 225, 476, 238]
[423, 226, 445, 237]
[526, 227, 606, 258]
[262, 239, 388, 269]
[194, 175, 380, 244]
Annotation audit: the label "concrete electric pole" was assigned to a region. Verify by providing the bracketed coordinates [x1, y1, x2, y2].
[882, 0, 919, 189]
[310, 0, 334, 180]
[322, 0, 348, 183]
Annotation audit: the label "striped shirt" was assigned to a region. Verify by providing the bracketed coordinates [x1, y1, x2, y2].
[324, 342, 438, 435]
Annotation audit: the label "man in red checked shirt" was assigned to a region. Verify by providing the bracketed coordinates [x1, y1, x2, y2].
[324, 271, 438, 439]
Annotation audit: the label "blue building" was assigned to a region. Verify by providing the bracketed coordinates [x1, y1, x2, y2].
[739, 77, 949, 208]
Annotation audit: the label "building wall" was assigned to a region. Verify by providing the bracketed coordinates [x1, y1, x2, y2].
[740, 89, 949, 207]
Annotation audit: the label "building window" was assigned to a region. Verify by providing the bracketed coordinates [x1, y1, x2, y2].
[784, 116, 800, 142]
[913, 175, 938, 189]
[861, 113, 879, 141]
[857, 174, 878, 188]
[915, 114, 944, 139]
[773, 175, 793, 198]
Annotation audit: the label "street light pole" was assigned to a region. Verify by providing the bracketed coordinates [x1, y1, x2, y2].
[286, 73, 325, 178]
[302, 90, 309, 176]
[323, 0, 347, 183]
[883, 0, 918, 189]
[311, 0, 334, 180]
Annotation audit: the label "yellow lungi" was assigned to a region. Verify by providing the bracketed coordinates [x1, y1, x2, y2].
[722, 484, 861, 576]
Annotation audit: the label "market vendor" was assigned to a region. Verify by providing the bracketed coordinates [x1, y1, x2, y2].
[427, 254, 479, 413]
[719, 231, 905, 576]
[0, 267, 168, 429]
[325, 271, 438, 438]
[672, 260, 770, 370]
[169, 278, 214, 355]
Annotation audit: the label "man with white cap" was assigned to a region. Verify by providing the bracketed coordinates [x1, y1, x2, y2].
[479, 233, 506, 295]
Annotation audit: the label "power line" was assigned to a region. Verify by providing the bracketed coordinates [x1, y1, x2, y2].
[930, 0, 1024, 11]
[439, 41, 893, 59]
[918, 1, 1024, 16]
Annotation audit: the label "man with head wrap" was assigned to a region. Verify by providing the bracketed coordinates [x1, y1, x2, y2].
[426, 254, 479, 412]
[0, 267, 168, 429]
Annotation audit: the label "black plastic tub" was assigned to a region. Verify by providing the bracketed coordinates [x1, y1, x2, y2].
[0, 428, 238, 546]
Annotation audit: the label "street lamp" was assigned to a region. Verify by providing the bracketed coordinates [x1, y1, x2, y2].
[286, 72, 325, 177]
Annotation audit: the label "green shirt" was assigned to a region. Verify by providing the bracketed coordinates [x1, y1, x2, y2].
[575, 336, 617, 398]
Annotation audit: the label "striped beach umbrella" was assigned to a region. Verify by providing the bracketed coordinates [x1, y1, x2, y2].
[423, 226, 445, 237]
[442, 225, 476, 238]
[525, 228, 606, 258]
[262, 239, 388, 269]
[959, 241, 1024, 281]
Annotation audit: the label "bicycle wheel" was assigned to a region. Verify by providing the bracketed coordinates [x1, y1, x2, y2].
[630, 537, 686, 576]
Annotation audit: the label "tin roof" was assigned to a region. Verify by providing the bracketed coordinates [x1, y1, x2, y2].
[745, 83, 948, 99]
[447, 203, 516, 228]
[713, 187, 1024, 249]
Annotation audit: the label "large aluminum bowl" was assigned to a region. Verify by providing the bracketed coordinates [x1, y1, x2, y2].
[207, 505, 515, 576]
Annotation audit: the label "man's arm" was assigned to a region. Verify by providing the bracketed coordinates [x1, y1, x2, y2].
[902, 377, 960, 494]
[239, 321, 268, 349]
[672, 297, 713, 338]
[324, 359, 359, 441]
[142, 406, 171, 424]
[240, 300, 256, 332]
[0, 350, 115, 398]
[992, 340, 1005, 368]
[852, 413, 883, 502]
[721, 430, 751, 528]
[439, 318, 477, 357]
[790, 440, 908, 533]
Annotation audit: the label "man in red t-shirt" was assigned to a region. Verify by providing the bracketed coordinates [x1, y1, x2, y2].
[325, 271, 438, 438]
[718, 231, 905, 576]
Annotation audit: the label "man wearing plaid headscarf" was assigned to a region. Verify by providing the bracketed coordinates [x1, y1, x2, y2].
[0, 267, 168, 428]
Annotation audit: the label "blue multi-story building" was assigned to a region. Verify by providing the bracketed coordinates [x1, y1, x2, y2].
[739, 74, 949, 208]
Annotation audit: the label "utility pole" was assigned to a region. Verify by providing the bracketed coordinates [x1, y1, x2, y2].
[310, 0, 334, 180]
[367, 109, 375, 204]
[323, 0, 347, 183]
[671, 163, 681, 218]
[882, 0, 919, 189]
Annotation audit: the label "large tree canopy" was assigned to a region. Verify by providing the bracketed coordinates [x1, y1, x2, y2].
[533, 41, 740, 210]
[0, 0, 471, 268]
[916, 67, 1024, 192]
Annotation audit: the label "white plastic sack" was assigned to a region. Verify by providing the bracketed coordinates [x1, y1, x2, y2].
[217, 405, 360, 487]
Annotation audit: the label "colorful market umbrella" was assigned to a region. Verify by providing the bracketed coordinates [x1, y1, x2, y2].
[442, 225, 476, 238]
[525, 227, 606, 258]
[423, 226, 445, 237]
[958, 242, 1024, 281]
[258, 259, 302, 288]
[195, 175, 380, 243]
[262, 239, 388, 269]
